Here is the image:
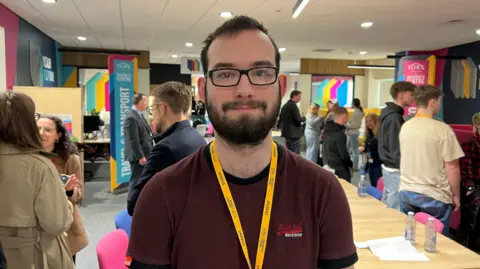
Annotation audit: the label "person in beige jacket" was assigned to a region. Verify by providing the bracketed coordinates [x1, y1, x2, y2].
[0, 91, 75, 269]
[37, 115, 88, 261]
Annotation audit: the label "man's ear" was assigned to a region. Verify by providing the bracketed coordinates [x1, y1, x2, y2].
[198, 77, 207, 102]
[278, 74, 287, 99]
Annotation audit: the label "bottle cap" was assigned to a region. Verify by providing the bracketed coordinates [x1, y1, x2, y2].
[408, 212, 414, 216]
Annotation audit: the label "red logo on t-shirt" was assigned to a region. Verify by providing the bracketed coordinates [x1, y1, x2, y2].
[125, 256, 132, 267]
[277, 224, 303, 238]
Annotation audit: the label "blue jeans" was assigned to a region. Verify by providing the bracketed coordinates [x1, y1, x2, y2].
[398, 191, 453, 236]
[347, 133, 359, 170]
[305, 133, 320, 163]
[381, 168, 400, 210]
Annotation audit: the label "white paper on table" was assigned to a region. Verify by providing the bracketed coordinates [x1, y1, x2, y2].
[369, 240, 430, 261]
[355, 236, 430, 262]
[354, 236, 405, 249]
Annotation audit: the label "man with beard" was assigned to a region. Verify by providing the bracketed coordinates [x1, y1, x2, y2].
[126, 82, 206, 216]
[126, 16, 357, 269]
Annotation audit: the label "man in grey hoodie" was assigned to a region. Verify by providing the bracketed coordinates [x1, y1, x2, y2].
[377, 81, 415, 210]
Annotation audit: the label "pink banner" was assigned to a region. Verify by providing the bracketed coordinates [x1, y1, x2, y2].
[403, 60, 431, 115]
[404, 60, 430, 85]
[105, 81, 110, 111]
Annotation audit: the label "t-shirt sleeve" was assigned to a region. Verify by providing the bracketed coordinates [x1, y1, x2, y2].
[317, 175, 358, 269]
[441, 128, 465, 162]
[127, 174, 172, 268]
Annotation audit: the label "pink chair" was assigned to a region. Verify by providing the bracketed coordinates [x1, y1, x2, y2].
[377, 177, 384, 193]
[414, 212, 444, 233]
[205, 122, 214, 135]
[450, 209, 461, 230]
[97, 229, 129, 269]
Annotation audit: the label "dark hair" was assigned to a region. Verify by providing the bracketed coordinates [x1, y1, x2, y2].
[414, 85, 442, 108]
[0, 91, 43, 151]
[390, 81, 415, 99]
[352, 98, 363, 112]
[200, 16, 281, 75]
[333, 107, 348, 116]
[132, 93, 146, 105]
[290, 90, 302, 99]
[39, 115, 78, 161]
[153, 82, 192, 114]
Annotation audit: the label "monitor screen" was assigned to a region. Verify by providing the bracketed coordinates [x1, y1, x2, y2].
[84, 115, 101, 133]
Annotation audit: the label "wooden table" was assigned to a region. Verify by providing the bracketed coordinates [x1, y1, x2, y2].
[338, 179, 480, 269]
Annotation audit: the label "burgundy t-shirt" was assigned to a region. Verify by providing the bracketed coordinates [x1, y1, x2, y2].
[128, 143, 358, 269]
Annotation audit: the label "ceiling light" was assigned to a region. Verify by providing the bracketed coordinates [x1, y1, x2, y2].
[77, 36, 87, 41]
[359, 51, 368, 55]
[476, 29, 480, 35]
[361, 21, 374, 28]
[220, 11, 233, 18]
[348, 64, 395, 70]
[292, 0, 310, 19]
[172, 55, 178, 58]
[42, 0, 57, 3]
[185, 42, 193, 47]
[279, 48, 287, 52]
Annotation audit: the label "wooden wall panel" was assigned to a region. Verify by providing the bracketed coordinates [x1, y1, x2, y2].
[300, 58, 366, 76]
[62, 49, 150, 69]
[14, 86, 84, 142]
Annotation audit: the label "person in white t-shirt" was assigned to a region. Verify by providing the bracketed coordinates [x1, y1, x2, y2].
[398, 85, 464, 235]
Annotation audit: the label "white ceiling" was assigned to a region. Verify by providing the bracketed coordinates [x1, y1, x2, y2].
[2, 0, 480, 72]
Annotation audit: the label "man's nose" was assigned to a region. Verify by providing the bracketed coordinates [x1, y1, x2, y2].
[234, 74, 255, 98]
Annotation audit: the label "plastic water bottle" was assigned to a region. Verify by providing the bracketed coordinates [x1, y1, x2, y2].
[405, 211, 416, 245]
[357, 172, 367, 197]
[425, 217, 437, 253]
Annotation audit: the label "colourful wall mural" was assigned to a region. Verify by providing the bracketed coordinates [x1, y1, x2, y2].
[311, 75, 354, 108]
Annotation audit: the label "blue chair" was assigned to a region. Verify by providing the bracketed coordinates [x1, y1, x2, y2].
[114, 209, 132, 237]
[366, 186, 382, 201]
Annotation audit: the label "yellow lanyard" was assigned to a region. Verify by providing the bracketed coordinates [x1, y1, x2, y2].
[416, 113, 432, 118]
[210, 140, 278, 269]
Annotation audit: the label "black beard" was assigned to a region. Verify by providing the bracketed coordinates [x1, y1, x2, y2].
[205, 85, 280, 147]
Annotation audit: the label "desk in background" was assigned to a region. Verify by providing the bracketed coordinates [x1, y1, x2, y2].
[84, 138, 111, 144]
[339, 179, 480, 268]
[82, 138, 111, 180]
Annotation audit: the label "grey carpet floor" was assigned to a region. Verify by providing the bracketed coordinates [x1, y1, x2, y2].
[76, 181, 128, 269]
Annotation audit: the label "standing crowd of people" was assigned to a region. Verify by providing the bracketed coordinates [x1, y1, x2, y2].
[278, 80, 480, 252]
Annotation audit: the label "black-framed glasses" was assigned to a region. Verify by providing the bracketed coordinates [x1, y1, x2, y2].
[146, 104, 161, 116]
[207, 67, 279, 87]
[34, 113, 41, 121]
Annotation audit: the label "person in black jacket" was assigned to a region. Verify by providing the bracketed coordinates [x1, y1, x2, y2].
[127, 82, 207, 216]
[279, 90, 305, 154]
[360, 113, 382, 187]
[376, 81, 415, 209]
[322, 107, 353, 182]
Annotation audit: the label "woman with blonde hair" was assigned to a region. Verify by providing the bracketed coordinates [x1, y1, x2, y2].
[324, 99, 339, 122]
[359, 113, 382, 187]
[0, 91, 75, 269]
[304, 103, 323, 162]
